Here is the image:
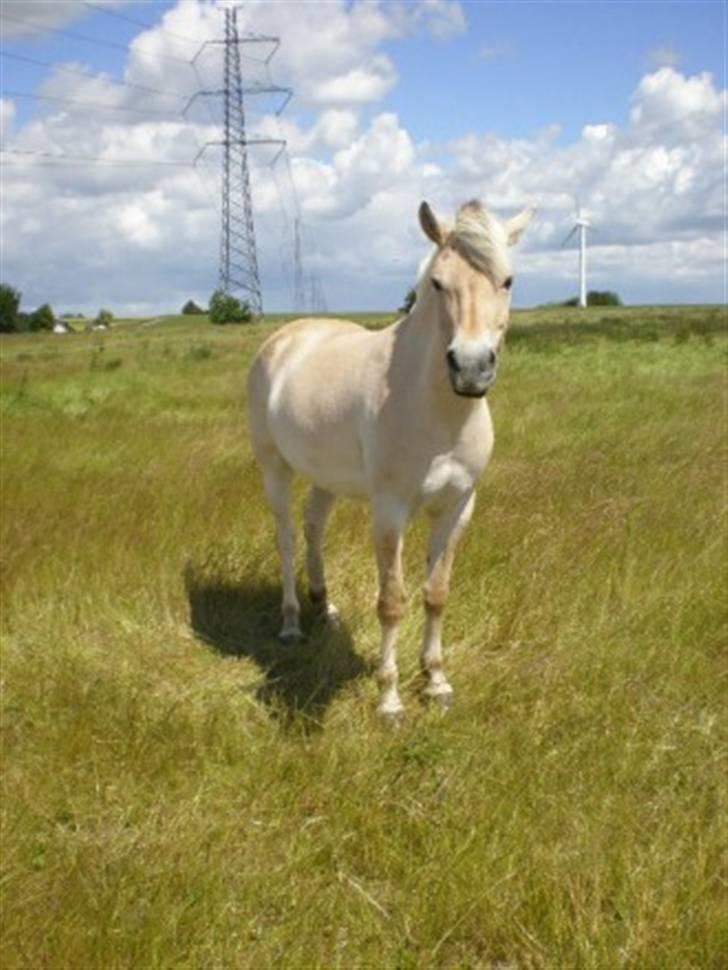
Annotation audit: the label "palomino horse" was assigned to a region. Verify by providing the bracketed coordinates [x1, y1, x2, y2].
[247, 199, 535, 717]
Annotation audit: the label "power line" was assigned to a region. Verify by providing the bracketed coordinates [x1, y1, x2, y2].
[2, 4, 321, 313]
[4, 90, 185, 118]
[0, 50, 189, 102]
[81, 1, 200, 47]
[0, 12, 191, 65]
[0, 147, 194, 166]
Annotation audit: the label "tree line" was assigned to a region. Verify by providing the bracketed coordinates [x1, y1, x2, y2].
[0, 284, 253, 332]
[0, 284, 115, 333]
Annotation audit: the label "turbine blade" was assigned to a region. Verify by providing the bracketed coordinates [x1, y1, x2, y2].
[561, 226, 578, 247]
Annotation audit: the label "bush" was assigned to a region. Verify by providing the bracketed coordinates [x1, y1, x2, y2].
[208, 289, 252, 325]
[588, 290, 622, 306]
[0, 284, 21, 332]
[91, 309, 113, 330]
[181, 300, 205, 315]
[563, 290, 622, 307]
[29, 303, 55, 332]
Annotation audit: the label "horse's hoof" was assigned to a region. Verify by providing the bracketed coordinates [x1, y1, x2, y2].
[279, 628, 305, 644]
[424, 688, 454, 711]
[379, 709, 405, 729]
[377, 699, 405, 726]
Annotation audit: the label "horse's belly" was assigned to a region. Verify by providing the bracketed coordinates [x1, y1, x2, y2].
[271, 412, 370, 498]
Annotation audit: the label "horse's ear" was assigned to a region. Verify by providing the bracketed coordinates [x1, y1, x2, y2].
[419, 201, 446, 247]
[506, 206, 537, 246]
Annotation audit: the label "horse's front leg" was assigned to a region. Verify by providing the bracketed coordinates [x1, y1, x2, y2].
[422, 491, 475, 706]
[372, 497, 408, 719]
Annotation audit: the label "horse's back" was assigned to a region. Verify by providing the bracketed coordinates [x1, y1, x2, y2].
[248, 317, 375, 407]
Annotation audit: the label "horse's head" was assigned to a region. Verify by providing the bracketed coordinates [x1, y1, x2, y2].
[418, 199, 535, 398]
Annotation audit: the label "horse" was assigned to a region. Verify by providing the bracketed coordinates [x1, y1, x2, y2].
[247, 199, 535, 718]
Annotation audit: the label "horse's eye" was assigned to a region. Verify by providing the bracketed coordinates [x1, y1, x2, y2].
[431, 278, 444, 292]
[503, 276, 514, 291]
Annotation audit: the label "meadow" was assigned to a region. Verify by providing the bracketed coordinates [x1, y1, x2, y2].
[1, 305, 726, 969]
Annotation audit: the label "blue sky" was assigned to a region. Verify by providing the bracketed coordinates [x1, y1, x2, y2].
[1, 0, 725, 313]
[384, 1, 724, 141]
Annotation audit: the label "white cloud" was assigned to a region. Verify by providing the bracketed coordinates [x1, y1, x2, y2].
[0, 98, 15, 137]
[0, 0, 724, 312]
[410, 0, 467, 40]
[230, 0, 464, 107]
[264, 112, 417, 222]
[629, 67, 724, 130]
[312, 60, 397, 106]
[0, 1, 130, 37]
[582, 124, 616, 144]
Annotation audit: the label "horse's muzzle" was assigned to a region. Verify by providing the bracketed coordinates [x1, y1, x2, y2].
[446, 348, 496, 398]
[452, 381, 491, 398]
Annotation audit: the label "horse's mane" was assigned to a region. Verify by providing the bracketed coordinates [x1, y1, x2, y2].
[450, 200, 511, 283]
[416, 200, 511, 298]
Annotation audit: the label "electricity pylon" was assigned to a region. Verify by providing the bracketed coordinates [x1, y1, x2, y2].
[187, 7, 290, 316]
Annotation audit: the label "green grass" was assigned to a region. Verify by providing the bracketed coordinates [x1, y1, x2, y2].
[1, 306, 726, 969]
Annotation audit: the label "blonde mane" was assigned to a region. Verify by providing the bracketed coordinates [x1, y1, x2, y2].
[449, 200, 511, 284]
[416, 200, 512, 299]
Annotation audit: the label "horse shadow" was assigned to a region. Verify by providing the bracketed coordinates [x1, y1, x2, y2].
[184, 563, 372, 730]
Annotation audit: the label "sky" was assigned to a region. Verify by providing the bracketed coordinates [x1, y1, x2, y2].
[0, 0, 725, 315]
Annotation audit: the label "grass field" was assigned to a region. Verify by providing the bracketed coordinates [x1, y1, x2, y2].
[1, 305, 726, 969]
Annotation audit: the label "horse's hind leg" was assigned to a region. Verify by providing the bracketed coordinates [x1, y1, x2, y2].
[304, 486, 338, 623]
[261, 460, 303, 642]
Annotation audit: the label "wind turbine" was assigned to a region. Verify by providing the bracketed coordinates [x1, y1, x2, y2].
[562, 201, 591, 308]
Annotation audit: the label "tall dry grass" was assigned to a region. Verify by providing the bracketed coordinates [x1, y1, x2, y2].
[1, 306, 726, 968]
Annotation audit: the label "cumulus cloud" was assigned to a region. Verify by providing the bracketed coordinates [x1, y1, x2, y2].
[0, 1, 130, 37]
[0, 0, 724, 312]
[629, 67, 723, 130]
[0, 98, 15, 137]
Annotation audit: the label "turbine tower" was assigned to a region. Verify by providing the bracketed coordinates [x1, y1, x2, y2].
[562, 202, 591, 308]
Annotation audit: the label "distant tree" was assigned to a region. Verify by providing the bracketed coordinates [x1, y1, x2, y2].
[181, 299, 205, 315]
[588, 290, 622, 306]
[399, 287, 417, 315]
[29, 303, 55, 332]
[93, 309, 113, 329]
[563, 290, 622, 308]
[0, 283, 21, 332]
[208, 288, 252, 325]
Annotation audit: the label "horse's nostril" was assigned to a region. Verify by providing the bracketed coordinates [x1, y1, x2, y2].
[446, 349, 460, 372]
[485, 349, 497, 368]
